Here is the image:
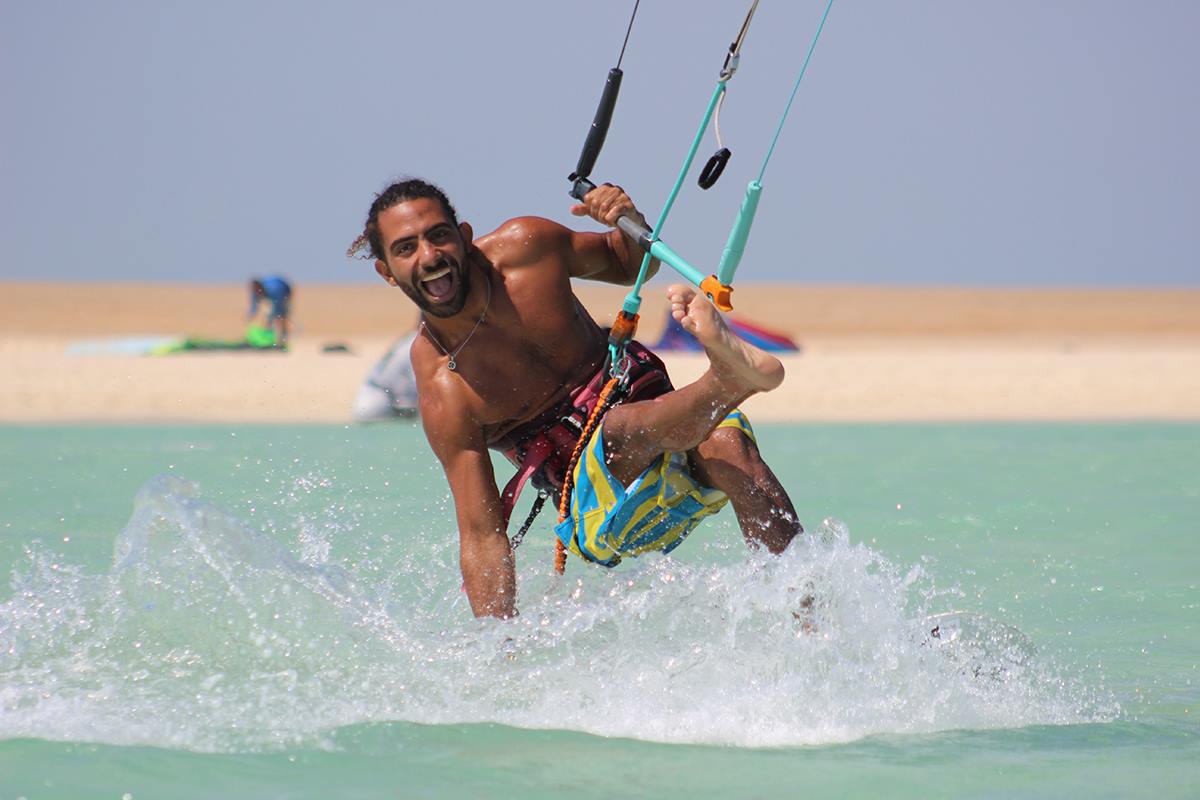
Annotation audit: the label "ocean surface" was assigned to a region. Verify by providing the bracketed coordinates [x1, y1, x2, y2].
[1, 422, 1196, 798]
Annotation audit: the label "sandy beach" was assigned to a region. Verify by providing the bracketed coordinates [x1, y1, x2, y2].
[2, 281, 1198, 423]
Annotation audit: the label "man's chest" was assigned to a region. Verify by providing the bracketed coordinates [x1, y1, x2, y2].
[468, 325, 602, 428]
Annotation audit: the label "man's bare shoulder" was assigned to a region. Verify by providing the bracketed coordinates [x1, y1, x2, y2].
[476, 216, 572, 268]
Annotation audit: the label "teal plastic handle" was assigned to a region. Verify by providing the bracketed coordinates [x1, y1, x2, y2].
[650, 240, 706, 287]
[620, 240, 707, 317]
[716, 180, 761, 285]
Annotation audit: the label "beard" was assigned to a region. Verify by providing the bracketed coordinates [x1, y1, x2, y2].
[402, 256, 471, 318]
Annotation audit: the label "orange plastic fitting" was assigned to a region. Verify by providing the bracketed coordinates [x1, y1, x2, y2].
[700, 275, 734, 311]
[609, 309, 640, 343]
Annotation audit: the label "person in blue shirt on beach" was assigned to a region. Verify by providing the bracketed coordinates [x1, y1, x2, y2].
[248, 276, 292, 346]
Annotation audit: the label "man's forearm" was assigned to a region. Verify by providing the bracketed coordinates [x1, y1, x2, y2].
[459, 526, 517, 618]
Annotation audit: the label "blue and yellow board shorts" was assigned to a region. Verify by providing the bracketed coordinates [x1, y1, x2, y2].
[554, 409, 755, 567]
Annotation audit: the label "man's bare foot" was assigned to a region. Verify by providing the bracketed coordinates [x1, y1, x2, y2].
[668, 284, 785, 393]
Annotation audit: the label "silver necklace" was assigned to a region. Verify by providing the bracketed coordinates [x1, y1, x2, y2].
[421, 270, 491, 371]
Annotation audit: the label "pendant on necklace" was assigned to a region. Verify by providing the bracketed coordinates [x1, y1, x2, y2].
[447, 359, 457, 371]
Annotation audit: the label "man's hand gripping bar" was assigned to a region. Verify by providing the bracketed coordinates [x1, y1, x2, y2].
[569, 176, 734, 312]
[567, 62, 733, 311]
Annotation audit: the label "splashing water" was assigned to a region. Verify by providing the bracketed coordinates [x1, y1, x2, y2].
[0, 475, 1117, 753]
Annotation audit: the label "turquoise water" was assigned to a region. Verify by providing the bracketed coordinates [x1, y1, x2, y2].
[1, 423, 1196, 798]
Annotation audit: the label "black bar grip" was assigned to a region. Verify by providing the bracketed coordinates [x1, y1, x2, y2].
[571, 68, 623, 182]
[570, 176, 597, 203]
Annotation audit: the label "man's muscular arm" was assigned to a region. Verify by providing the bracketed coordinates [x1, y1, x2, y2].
[482, 184, 659, 287]
[419, 382, 516, 619]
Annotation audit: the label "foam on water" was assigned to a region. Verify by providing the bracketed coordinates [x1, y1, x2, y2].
[0, 475, 1119, 752]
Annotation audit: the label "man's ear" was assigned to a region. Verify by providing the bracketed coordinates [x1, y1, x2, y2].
[375, 260, 398, 286]
[458, 221, 474, 248]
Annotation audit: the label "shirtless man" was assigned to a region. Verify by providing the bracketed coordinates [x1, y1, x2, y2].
[358, 178, 802, 618]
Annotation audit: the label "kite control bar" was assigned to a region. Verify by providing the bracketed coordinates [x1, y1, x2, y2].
[565, 67, 654, 251]
[569, 176, 733, 312]
[564, 0, 834, 317]
[565, 5, 749, 313]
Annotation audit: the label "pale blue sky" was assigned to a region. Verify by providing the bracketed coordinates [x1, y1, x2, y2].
[2, 1, 1197, 286]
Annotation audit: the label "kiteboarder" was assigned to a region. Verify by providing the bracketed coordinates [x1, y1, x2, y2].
[354, 177, 802, 618]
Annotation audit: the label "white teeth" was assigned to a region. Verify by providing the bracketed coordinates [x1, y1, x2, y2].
[421, 267, 451, 283]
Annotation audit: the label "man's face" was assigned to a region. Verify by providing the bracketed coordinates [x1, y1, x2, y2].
[374, 197, 472, 318]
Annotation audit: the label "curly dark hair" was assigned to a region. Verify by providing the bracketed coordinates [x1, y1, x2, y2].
[347, 178, 459, 261]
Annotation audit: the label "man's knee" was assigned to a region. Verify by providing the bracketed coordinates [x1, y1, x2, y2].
[606, 403, 709, 458]
[691, 426, 773, 492]
[697, 425, 764, 471]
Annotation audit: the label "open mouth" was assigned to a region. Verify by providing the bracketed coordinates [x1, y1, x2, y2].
[420, 264, 457, 303]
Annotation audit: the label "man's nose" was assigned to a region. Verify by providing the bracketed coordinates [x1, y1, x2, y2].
[416, 238, 440, 265]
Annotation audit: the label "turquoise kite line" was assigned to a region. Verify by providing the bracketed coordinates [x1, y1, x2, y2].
[758, 0, 835, 182]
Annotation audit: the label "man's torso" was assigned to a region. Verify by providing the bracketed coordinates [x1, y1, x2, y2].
[411, 224, 610, 447]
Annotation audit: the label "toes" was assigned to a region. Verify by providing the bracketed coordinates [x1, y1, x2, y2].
[667, 284, 695, 304]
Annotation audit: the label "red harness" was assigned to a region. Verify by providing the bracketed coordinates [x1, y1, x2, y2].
[494, 341, 672, 530]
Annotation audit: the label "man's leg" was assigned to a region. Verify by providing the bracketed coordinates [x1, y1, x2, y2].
[601, 285, 784, 487]
[689, 426, 803, 553]
[692, 427, 812, 630]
